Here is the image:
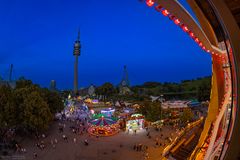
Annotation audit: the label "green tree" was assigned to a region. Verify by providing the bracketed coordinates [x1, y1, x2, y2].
[96, 82, 116, 100]
[0, 78, 64, 137]
[40, 88, 64, 114]
[137, 101, 162, 122]
[180, 109, 194, 125]
[0, 85, 14, 136]
[142, 82, 161, 88]
[130, 76, 211, 99]
[23, 91, 52, 132]
[197, 79, 211, 101]
[13, 85, 41, 130]
[147, 101, 162, 122]
[16, 78, 34, 89]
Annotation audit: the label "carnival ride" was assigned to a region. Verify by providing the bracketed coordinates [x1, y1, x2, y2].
[88, 115, 119, 136]
[61, 97, 90, 120]
[142, 0, 240, 159]
[101, 108, 115, 117]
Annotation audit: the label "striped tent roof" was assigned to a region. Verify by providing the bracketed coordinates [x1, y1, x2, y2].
[89, 117, 117, 126]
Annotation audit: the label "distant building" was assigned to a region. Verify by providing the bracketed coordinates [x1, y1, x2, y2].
[150, 96, 160, 102]
[0, 80, 16, 89]
[49, 80, 57, 91]
[79, 85, 96, 96]
[79, 87, 88, 96]
[162, 100, 201, 110]
[119, 85, 131, 95]
[162, 100, 191, 110]
[150, 95, 165, 102]
[0, 64, 16, 89]
[88, 84, 96, 96]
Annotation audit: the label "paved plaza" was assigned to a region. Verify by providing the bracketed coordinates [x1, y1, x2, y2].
[13, 121, 178, 160]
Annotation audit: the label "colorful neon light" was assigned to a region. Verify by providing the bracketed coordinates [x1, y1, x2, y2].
[161, 9, 169, 16]
[144, 0, 223, 58]
[146, 0, 154, 7]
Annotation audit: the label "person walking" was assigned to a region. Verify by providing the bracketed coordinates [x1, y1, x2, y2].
[84, 139, 88, 146]
[139, 144, 142, 151]
[147, 131, 150, 137]
[145, 152, 149, 159]
[33, 152, 37, 159]
[133, 143, 136, 150]
[54, 138, 58, 144]
[51, 139, 54, 145]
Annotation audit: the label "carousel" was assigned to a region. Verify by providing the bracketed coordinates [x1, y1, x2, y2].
[88, 115, 119, 137]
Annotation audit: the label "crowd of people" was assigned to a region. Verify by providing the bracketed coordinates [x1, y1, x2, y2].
[31, 116, 90, 159]
[2, 100, 180, 160]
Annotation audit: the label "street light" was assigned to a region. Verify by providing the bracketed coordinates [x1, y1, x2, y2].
[160, 94, 164, 121]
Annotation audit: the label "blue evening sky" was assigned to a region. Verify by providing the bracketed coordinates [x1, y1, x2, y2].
[0, 0, 211, 89]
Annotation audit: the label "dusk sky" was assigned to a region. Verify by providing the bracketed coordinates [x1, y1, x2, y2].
[0, 0, 212, 89]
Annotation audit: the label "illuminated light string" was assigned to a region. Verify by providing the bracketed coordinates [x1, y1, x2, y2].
[144, 1, 224, 58]
[146, 0, 155, 7]
[162, 9, 170, 16]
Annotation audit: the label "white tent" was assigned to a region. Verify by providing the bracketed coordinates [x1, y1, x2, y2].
[115, 101, 121, 107]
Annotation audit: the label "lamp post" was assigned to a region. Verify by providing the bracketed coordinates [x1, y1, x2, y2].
[160, 94, 164, 121]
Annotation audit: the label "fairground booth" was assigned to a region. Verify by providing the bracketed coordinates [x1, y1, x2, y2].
[126, 114, 145, 132]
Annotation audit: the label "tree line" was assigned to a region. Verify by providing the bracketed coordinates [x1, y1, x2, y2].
[132, 76, 211, 101]
[0, 78, 64, 138]
[136, 100, 194, 124]
[91, 76, 211, 102]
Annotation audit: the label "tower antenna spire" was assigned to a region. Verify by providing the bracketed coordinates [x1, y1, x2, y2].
[9, 64, 13, 82]
[124, 65, 129, 86]
[120, 65, 130, 87]
[77, 28, 80, 41]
